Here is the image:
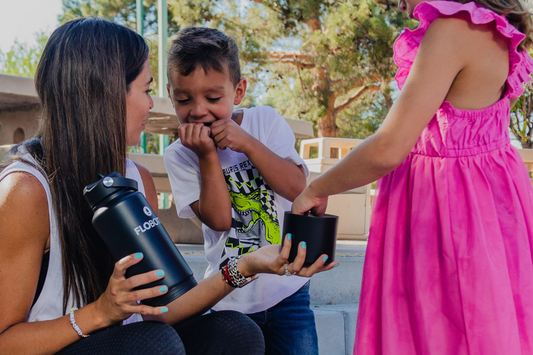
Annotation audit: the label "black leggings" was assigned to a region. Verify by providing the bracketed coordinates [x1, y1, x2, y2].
[56, 311, 265, 355]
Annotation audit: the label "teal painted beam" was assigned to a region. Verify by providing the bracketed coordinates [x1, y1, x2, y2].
[136, 0, 144, 35]
[159, 134, 170, 208]
[139, 132, 147, 154]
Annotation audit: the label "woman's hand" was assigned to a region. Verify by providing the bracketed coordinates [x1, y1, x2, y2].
[291, 184, 329, 217]
[239, 235, 339, 278]
[93, 252, 169, 327]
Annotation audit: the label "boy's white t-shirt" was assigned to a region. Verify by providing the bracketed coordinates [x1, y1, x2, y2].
[164, 106, 310, 313]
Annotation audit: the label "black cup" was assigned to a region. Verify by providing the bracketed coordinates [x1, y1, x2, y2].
[281, 211, 338, 266]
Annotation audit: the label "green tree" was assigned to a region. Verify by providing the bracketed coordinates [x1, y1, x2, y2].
[0, 32, 48, 77]
[254, 0, 415, 136]
[510, 48, 533, 149]
[60, 0, 415, 137]
[511, 81, 533, 149]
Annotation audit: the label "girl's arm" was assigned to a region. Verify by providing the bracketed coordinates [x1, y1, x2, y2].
[293, 18, 483, 215]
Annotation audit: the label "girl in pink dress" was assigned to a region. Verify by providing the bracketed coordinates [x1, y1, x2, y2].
[292, 0, 533, 353]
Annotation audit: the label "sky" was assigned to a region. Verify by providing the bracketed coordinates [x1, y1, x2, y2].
[0, 0, 63, 53]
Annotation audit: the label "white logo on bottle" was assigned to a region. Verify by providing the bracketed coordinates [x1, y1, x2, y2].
[143, 206, 152, 216]
[134, 217, 161, 235]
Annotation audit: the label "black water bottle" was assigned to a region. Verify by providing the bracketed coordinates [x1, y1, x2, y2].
[83, 172, 197, 307]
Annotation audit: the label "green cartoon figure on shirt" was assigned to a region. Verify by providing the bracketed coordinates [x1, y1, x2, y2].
[222, 164, 281, 258]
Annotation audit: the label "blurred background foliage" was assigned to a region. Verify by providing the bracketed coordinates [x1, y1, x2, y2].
[58, 0, 416, 140]
[2, 0, 531, 151]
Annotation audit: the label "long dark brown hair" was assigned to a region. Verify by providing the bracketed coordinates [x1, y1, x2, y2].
[453, 0, 533, 49]
[19, 18, 148, 311]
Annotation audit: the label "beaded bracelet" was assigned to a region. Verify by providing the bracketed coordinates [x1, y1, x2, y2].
[220, 255, 258, 288]
[69, 307, 89, 338]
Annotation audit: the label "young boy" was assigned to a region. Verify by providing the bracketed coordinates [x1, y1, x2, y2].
[163, 27, 319, 355]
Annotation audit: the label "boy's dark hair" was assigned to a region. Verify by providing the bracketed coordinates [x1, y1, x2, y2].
[167, 27, 241, 86]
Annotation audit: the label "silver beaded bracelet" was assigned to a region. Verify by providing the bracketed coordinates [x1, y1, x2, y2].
[69, 307, 89, 338]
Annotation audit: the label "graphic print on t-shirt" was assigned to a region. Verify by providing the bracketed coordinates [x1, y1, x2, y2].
[219, 160, 280, 268]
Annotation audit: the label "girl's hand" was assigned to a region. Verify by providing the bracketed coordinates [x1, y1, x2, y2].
[239, 235, 338, 278]
[94, 253, 169, 327]
[291, 185, 329, 217]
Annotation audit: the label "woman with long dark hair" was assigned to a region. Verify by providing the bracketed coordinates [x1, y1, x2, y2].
[0, 18, 335, 354]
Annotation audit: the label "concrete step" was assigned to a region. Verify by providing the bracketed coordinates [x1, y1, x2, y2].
[314, 303, 358, 355]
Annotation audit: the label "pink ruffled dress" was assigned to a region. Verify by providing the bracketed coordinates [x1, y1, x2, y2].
[354, 2, 533, 354]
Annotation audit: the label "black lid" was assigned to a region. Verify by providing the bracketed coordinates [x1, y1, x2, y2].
[83, 171, 138, 210]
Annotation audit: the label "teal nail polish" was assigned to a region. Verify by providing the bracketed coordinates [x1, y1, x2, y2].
[334, 264, 339, 268]
[287, 233, 292, 240]
[156, 270, 165, 277]
[301, 242, 306, 249]
[134, 252, 143, 259]
[322, 256, 328, 262]
[161, 307, 168, 313]
[159, 286, 168, 293]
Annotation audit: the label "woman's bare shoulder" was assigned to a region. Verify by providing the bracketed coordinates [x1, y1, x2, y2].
[0, 172, 50, 247]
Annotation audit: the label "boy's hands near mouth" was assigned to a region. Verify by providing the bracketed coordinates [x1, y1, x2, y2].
[210, 117, 254, 153]
[178, 123, 216, 158]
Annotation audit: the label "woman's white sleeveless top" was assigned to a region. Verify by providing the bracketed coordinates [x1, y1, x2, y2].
[0, 149, 145, 323]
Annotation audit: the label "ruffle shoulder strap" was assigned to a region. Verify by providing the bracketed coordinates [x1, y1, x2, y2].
[393, 1, 533, 98]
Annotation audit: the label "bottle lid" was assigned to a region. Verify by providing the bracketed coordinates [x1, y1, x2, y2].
[83, 171, 138, 209]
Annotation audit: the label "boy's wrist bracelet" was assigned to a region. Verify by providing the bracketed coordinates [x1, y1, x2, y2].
[221, 255, 258, 288]
[69, 307, 89, 338]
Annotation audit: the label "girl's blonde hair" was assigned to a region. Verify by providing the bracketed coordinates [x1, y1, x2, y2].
[454, 0, 533, 49]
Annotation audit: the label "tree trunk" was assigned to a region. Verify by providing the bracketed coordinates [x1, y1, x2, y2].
[317, 108, 339, 137]
[306, 16, 339, 137]
[317, 90, 339, 137]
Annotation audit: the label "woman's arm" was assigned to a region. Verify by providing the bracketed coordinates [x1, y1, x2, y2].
[145, 235, 338, 325]
[0, 172, 83, 354]
[134, 161, 159, 214]
[0, 173, 167, 354]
